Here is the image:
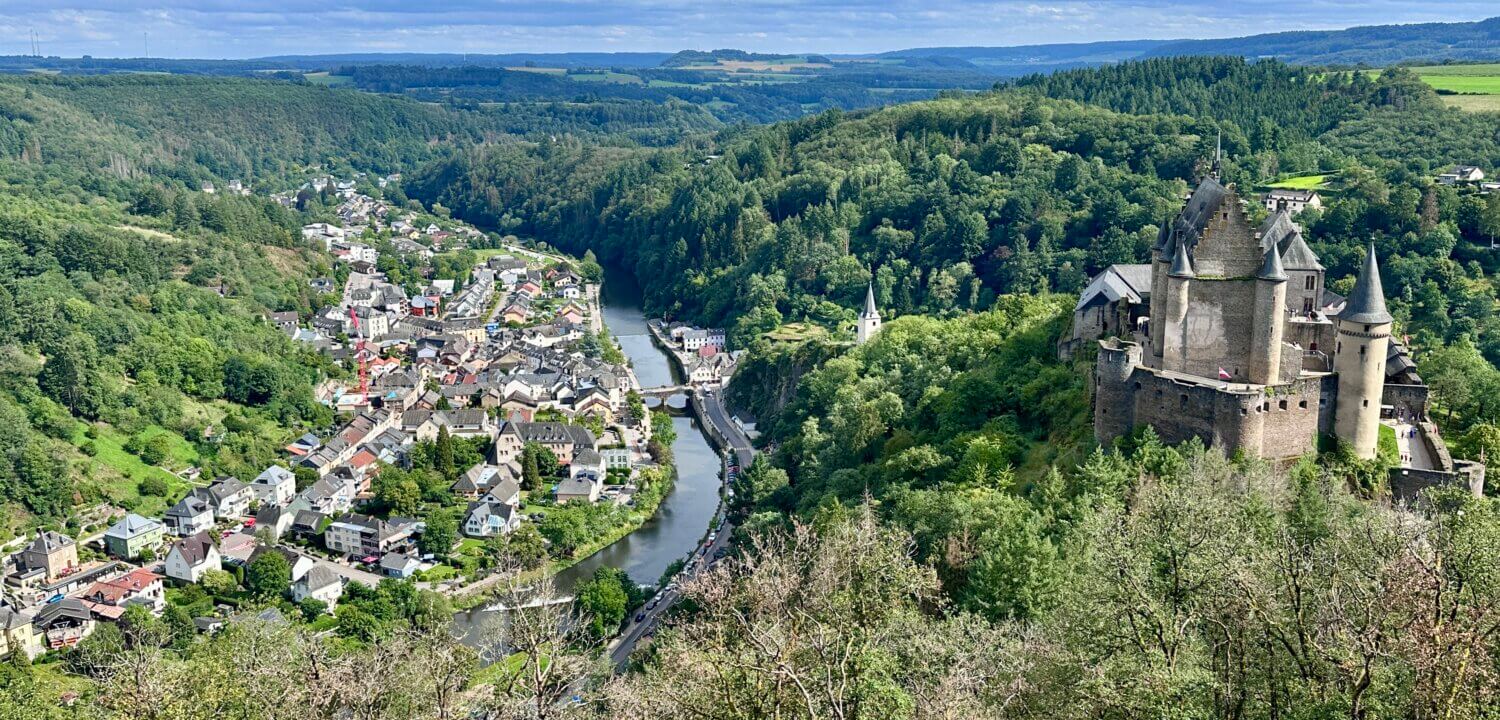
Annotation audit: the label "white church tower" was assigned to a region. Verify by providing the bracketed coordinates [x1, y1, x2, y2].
[857, 282, 882, 345]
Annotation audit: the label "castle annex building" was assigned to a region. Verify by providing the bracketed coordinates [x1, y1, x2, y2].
[1082, 166, 1482, 499]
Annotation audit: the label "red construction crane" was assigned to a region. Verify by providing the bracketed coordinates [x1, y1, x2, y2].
[347, 305, 369, 400]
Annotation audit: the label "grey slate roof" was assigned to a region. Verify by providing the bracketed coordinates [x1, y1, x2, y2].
[1280, 232, 1324, 271]
[1075, 264, 1152, 311]
[105, 514, 161, 540]
[28, 530, 76, 554]
[1258, 246, 1287, 282]
[861, 283, 879, 318]
[1257, 211, 1299, 253]
[1339, 244, 1392, 325]
[1169, 240, 1195, 279]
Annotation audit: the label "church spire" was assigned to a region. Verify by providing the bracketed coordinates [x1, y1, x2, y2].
[1210, 129, 1222, 179]
[862, 281, 879, 319]
[1339, 243, 1391, 324]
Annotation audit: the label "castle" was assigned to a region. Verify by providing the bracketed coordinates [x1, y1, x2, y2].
[1084, 163, 1483, 499]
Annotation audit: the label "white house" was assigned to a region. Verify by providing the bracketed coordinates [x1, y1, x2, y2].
[601, 447, 631, 470]
[204, 477, 255, 519]
[163, 493, 215, 537]
[291, 565, 344, 607]
[164, 532, 220, 584]
[251, 466, 297, 506]
[463, 501, 521, 538]
[570, 448, 607, 480]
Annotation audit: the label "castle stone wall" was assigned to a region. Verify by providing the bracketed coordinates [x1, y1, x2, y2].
[1191, 199, 1262, 278]
[1382, 382, 1428, 422]
[1098, 359, 1325, 461]
[1179, 279, 1258, 381]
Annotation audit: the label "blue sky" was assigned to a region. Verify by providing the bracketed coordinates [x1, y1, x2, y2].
[1, 2, 1495, 58]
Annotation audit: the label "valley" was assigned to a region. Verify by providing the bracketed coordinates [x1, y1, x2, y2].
[2, 11, 1500, 719]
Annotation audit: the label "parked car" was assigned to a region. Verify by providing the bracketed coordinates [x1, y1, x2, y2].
[635, 612, 647, 623]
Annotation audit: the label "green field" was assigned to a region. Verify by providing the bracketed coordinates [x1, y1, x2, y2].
[1402, 64, 1500, 112]
[1266, 173, 1332, 190]
[303, 71, 352, 87]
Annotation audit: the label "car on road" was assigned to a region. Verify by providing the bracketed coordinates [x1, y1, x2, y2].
[635, 612, 647, 623]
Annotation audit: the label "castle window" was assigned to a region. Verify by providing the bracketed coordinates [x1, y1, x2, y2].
[1365, 325, 1370, 333]
[1279, 400, 1288, 411]
[1359, 345, 1366, 356]
[1299, 400, 1308, 409]
[1134, 382, 1141, 390]
[1180, 394, 1188, 405]
[1310, 343, 1318, 352]
[1305, 276, 1315, 290]
[1337, 342, 1342, 353]
[1241, 408, 1248, 416]
[1363, 399, 1369, 408]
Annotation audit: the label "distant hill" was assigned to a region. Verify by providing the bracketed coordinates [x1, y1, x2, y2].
[878, 16, 1500, 71]
[1145, 17, 1500, 65]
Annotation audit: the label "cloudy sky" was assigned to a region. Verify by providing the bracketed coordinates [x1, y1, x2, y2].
[1, 1, 1494, 58]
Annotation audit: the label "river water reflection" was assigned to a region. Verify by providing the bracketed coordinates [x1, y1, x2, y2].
[451, 269, 722, 640]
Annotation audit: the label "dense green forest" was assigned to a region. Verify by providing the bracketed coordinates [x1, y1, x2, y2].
[338, 62, 996, 125]
[408, 60, 1500, 350]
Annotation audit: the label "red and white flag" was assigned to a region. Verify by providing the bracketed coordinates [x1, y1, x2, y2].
[1218, 367, 1232, 380]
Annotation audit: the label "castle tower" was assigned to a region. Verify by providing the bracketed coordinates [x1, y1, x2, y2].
[1149, 222, 1170, 359]
[1161, 241, 1193, 373]
[1333, 244, 1392, 459]
[856, 282, 882, 345]
[1248, 246, 1288, 385]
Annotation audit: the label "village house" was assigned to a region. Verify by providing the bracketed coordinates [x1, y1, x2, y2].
[103, 514, 165, 560]
[401, 408, 496, 441]
[79, 568, 165, 616]
[251, 465, 297, 506]
[554, 475, 603, 504]
[379, 553, 421, 579]
[32, 598, 95, 650]
[463, 501, 521, 538]
[1438, 165, 1486, 185]
[452, 462, 522, 501]
[291, 565, 344, 608]
[164, 531, 221, 584]
[19, 531, 79, 582]
[324, 514, 417, 558]
[253, 504, 295, 540]
[164, 492, 214, 537]
[1262, 188, 1322, 215]
[268, 310, 300, 335]
[204, 477, 255, 519]
[0, 606, 41, 659]
[493, 421, 598, 465]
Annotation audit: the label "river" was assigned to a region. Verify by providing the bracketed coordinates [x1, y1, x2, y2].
[451, 269, 723, 639]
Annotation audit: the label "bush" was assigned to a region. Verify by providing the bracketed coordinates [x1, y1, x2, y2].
[138, 476, 170, 497]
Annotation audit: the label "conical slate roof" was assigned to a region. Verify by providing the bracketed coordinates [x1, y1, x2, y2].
[1258, 246, 1287, 281]
[1339, 244, 1391, 324]
[1280, 231, 1323, 271]
[1169, 241, 1195, 279]
[861, 282, 879, 318]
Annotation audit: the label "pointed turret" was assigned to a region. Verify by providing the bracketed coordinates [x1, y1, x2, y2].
[856, 279, 882, 345]
[1168, 241, 1194, 279]
[1339, 244, 1391, 324]
[1258, 245, 1287, 282]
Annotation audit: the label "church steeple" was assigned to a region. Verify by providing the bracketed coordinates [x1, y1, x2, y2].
[857, 279, 882, 344]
